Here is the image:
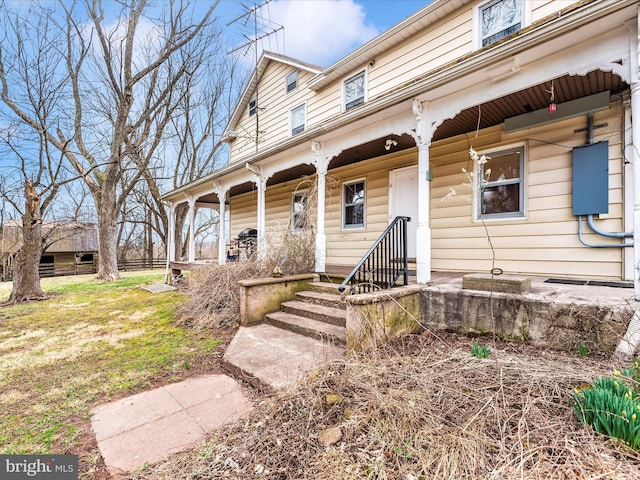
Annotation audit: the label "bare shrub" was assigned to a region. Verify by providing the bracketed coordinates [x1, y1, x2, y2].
[176, 262, 270, 328]
[129, 333, 640, 479]
[177, 175, 338, 329]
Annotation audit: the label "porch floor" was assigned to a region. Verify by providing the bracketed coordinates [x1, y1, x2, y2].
[324, 265, 638, 308]
[171, 261, 638, 308]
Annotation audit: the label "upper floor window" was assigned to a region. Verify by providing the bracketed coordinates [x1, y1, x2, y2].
[290, 103, 306, 135]
[343, 180, 365, 228]
[248, 98, 257, 117]
[343, 71, 365, 111]
[480, 0, 523, 47]
[292, 191, 309, 231]
[286, 70, 298, 93]
[476, 146, 525, 219]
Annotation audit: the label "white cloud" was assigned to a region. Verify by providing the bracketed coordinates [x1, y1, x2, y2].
[257, 0, 380, 66]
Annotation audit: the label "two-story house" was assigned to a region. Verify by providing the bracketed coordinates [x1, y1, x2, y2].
[163, 0, 640, 299]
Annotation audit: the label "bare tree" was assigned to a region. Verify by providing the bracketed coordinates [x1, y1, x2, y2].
[0, 0, 219, 281]
[135, 46, 242, 260]
[0, 4, 79, 301]
[0, 128, 79, 302]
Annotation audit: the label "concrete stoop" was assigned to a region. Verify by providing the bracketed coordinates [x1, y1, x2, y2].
[223, 282, 347, 390]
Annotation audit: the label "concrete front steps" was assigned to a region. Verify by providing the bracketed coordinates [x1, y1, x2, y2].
[223, 281, 347, 390]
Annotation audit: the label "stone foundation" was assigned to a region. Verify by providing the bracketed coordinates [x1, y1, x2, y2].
[420, 288, 632, 353]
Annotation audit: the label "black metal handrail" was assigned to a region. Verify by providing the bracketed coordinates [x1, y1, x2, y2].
[338, 216, 411, 294]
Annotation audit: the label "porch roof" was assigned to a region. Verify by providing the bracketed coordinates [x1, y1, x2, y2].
[161, 0, 633, 204]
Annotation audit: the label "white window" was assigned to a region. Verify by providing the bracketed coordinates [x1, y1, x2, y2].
[476, 146, 525, 219]
[292, 191, 309, 231]
[343, 180, 365, 228]
[343, 71, 365, 111]
[248, 98, 257, 117]
[286, 70, 298, 93]
[479, 0, 523, 47]
[290, 103, 306, 135]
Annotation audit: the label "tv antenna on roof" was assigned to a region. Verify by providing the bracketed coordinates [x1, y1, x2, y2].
[226, 1, 284, 152]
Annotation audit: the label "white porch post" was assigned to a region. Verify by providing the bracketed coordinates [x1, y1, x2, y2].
[214, 182, 228, 265]
[413, 99, 434, 284]
[187, 194, 197, 262]
[312, 140, 328, 272]
[246, 163, 268, 259]
[631, 82, 640, 300]
[167, 202, 176, 262]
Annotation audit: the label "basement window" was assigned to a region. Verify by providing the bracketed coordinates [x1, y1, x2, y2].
[476, 146, 525, 219]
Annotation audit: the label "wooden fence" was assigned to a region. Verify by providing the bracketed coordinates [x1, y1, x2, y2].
[3, 257, 167, 281]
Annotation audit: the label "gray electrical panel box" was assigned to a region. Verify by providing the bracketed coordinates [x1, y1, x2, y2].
[572, 141, 609, 216]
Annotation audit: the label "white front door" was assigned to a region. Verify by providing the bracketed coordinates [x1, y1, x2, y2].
[389, 165, 418, 260]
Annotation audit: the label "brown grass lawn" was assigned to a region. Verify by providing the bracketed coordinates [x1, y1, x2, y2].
[4, 271, 640, 479]
[0, 270, 232, 479]
[128, 333, 640, 480]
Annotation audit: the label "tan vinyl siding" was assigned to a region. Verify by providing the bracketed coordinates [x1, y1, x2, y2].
[369, 9, 472, 101]
[531, 0, 566, 22]
[227, 1, 572, 160]
[229, 190, 258, 238]
[264, 177, 318, 245]
[324, 149, 416, 266]
[430, 100, 625, 280]
[230, 65, 317, 161]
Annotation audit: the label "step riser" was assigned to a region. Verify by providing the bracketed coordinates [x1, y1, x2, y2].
[309, 281, 342, 295]
[281, 304, 346, 327]
[295, 292, 346, 310]
[265, 315, 346, 345]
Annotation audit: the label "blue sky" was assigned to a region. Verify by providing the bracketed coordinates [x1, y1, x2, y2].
[216, 0, 429, 66]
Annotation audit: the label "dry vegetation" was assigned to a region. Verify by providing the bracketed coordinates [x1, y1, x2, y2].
[128, 332, 640, 479]
[178, 180, 318, 329]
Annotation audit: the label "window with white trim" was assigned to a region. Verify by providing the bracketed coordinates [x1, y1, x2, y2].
[286, 70, 298, 93]
[292, 191, 308, 231]
[343, 71, 365, 111]
[248, 98, 257, 117]
[290, 103, 306, 135]
[477, 146, 525, 219]
[479, 0, 523, 47]
[343, 180, 365, 228]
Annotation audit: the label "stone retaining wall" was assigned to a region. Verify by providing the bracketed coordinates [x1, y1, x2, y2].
[420, 288, 633, 354]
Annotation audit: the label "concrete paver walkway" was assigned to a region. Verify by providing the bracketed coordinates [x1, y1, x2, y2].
[91, 374, 252, 476]
[223, 324, 346, 390]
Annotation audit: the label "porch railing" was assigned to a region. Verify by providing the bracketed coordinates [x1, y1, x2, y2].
[338, 216, 411, 294]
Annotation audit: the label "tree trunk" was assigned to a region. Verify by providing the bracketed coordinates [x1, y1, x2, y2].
[95, 186, 121, 281]
[8, 180, 46, 303]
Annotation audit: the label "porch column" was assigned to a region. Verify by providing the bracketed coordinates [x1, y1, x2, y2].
[186, 194, 197, 262]
[214, 182, 228, 265]
[631, 82, 640, 300]
[167, 201, 176, 262]
[413, 99, 434, 284]
[312, 140, 328, 272]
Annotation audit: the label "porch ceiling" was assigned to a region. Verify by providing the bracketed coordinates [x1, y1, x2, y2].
[434, 70, 628, 141]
